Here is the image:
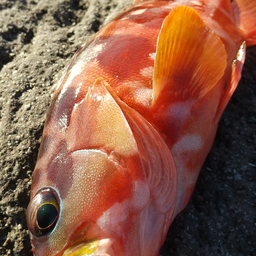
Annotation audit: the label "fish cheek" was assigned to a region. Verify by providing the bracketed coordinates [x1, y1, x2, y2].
[55, 150, 134, 240]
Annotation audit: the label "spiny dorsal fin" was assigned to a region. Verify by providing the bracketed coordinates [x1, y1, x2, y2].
[152, 6, 227, 105]
[233, 0, 256, 46]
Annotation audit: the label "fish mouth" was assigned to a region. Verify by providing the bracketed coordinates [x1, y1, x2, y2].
[62, 238, 113, 256]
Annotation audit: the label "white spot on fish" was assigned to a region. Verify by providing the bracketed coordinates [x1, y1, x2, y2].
[90, 92, 103, 102]
[134, 87, 152, 107]
[149, 52, 156, 60]
[122, 80, 144, 87]
[82, 43, 104, 63]
[130, 9, 147, 16]
[121, 16, 128, 21]
[131, 180, 150, 211]
[58, 44, 104, 101]
[58, 58, 85, 100]
[167, 101, 192, 125]
[68, 44, 103, 85]
[140, 66, 154, 79]
[173, 134, 203, 153]
[190, 0, 202, 5]
[97, 200, 129, 235]
[58, 113, 68, 130]
[121, 81, 152, 107]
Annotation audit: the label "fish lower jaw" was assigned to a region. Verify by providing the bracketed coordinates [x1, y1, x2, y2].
[62, 238, 114, 256]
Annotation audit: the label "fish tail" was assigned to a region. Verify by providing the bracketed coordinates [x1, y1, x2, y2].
[233, 0, 256, 46]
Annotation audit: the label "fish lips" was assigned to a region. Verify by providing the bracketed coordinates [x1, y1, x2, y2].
[62, 238, 114, 256]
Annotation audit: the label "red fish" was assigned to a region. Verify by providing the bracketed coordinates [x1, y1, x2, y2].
[26, 0, 256, 255]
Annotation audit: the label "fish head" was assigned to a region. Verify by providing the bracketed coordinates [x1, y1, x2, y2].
[26, 78, 150, 255]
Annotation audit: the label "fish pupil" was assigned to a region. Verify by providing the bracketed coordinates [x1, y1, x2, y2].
[37, 204, 57, 229]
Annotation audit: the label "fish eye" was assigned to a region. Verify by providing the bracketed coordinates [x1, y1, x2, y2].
[26, 188, 60, 237]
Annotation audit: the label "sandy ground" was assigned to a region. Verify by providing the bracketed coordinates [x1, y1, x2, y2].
[0, 0, 255, 255]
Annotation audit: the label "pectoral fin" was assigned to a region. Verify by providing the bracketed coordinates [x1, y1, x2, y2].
[152, 6, 227, 106]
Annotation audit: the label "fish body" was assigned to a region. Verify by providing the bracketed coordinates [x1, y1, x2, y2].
[26, 0, 256, 255]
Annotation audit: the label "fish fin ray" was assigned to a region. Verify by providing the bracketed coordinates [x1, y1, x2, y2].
[233, 0, 256, 46]
[152, 5, 227, 105]
[215, 42, 246, 122]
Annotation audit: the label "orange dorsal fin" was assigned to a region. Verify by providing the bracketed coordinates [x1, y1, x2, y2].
[233, 0, 256, 46]
[152, 5, 227, 105]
